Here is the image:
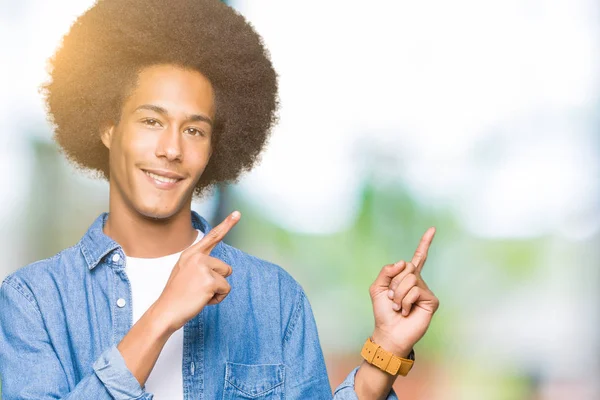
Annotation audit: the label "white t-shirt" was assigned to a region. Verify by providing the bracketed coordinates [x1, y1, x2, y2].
[125, 230, 203, 399]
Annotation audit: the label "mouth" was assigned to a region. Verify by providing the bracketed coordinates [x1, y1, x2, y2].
[141, 169, 185, 189]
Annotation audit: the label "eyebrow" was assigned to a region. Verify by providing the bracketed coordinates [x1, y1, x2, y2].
[134, 104, 213, 126]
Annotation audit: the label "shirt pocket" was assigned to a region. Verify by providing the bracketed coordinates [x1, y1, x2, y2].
[222, 362, 285, 399]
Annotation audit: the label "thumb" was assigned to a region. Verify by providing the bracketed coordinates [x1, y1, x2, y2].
[372, 261, 406, 289]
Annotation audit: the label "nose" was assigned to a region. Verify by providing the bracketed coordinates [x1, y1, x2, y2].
[155, 126, 182, 162]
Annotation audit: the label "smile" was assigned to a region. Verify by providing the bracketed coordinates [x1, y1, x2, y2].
[144, 171, 179, 184]
[142, 169, 185, 189]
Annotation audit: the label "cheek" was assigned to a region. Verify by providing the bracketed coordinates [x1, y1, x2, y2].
[120, 127, 156, 162]
[186, 145, 212, 176]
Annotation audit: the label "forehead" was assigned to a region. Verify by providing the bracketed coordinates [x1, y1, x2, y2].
[124, 64, 215, 118]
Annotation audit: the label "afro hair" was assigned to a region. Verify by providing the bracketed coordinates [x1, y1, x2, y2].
[42, 0, 278, 196]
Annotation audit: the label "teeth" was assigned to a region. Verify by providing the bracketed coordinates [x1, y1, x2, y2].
[145, 171, 179, 184]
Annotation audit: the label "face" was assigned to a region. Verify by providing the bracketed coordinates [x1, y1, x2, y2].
[101, 64, 215, 220]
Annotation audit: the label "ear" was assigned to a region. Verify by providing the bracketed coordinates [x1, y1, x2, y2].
[100, 125, 115, 150]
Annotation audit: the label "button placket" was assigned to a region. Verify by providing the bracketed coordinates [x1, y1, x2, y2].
[112, 253, 127, 311]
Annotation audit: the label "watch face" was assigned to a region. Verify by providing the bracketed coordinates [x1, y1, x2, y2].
[407, 348, 416, 361]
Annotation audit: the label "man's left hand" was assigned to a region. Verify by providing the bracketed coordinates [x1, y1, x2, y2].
[368, 227, 439, 357]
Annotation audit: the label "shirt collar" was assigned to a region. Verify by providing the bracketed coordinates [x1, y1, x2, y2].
[79, 211, 219, 270]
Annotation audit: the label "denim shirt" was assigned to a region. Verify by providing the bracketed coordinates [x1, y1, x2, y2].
[0, 212, 398, 400]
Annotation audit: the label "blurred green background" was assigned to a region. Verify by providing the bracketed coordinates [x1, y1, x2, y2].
[1, 0, 599, 399]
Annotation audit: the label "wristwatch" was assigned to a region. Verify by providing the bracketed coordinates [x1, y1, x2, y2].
[360, 337, 415, 376]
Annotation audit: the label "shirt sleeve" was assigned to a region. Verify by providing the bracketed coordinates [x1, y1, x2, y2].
[333, 367, 399, 400]
[0, 277, 153, 400]
[282, 288, 398, 399]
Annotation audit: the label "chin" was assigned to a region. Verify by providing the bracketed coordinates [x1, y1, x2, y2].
[121, 175, 196, 221]
[135, 199, 184, 221]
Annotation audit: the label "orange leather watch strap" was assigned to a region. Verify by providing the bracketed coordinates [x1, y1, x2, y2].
[360, 337, 414, 376]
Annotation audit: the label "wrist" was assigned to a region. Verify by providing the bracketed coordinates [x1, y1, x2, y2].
[355, 361, 396, 400]
[147, 300, 178, 337]
[371, 329, 413, 358]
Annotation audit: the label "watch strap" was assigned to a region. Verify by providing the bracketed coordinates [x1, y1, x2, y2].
[361, 337, 414, 376]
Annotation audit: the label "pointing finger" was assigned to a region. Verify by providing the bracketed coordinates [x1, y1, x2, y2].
[191, 211, 241, 255]
[411, 227, 436, 272]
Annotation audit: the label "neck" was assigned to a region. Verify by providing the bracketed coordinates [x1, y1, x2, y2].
[104, 195, 198, 258]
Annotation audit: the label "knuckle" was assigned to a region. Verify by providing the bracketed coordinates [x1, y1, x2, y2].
[382, 263, 395, 274]
[178, 251, 190, 263]
[190, 255, 204, 269]
[369, 284, 377, 297]
[207, 228, 221, 240]
[431, 296, 440, 311]
[402, 273, 418, 289]
[217, 261, 231, 276]
[406, 274, 418, 286]
[204, 273, 217, 287]
[213, 296, 224, 305]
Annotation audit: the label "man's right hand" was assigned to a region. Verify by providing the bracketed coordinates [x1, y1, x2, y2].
[153, 210, 241, 333]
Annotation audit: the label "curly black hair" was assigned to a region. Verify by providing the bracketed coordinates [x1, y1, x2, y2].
[42, 0, 278, 196]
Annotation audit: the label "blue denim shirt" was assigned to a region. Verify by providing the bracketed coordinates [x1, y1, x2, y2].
[0, 212, 398, 399]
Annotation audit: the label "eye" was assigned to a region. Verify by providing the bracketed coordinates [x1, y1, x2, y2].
[185, 127, 206, 137]
[141, 118, 162, 127]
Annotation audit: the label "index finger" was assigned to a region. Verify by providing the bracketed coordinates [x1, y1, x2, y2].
[411, 227, 436, 271]
[192, 211, 241, 255]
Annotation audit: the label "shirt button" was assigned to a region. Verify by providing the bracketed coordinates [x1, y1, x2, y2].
[190, 361, 195, 375]
[112, 254, 121, 262]
[117, 298, 126, 308]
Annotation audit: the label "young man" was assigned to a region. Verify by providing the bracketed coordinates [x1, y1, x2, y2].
[0, 0, 439, 399]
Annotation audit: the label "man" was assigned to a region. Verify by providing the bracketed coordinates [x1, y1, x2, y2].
[0, 0, 439, 398]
